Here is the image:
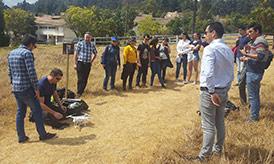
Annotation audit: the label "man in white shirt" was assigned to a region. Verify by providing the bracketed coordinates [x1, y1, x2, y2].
[197, 22, 234, 161]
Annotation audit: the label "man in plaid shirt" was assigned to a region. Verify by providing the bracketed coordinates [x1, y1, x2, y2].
[74, 32, 97, 97]
[8, 34, 56, 143]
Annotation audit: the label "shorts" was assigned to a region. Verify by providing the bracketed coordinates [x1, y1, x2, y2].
[193, 52, 200, 61]
[187, 52, 194, 62]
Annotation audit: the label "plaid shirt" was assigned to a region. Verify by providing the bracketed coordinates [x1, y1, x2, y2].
[8, 45, 39, 92]
[76, 40, 97, 63]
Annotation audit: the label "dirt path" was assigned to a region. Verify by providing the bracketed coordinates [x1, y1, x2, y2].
[0, 81, 200, 164]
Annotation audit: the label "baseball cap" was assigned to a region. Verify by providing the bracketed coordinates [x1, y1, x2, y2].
[111, 36, 118, 42]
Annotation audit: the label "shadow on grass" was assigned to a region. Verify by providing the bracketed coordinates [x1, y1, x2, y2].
[43, 134, 96, 146]
[88, 79, 190, 97]
[226, 143, 273, 163]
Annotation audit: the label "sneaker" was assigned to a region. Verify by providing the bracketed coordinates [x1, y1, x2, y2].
[103, 87, 108, 91]
[188, 156, 205, 162]
[212, 150, 222, 157]
[39, 133, 57, 141]
[18, 136, 30, 143]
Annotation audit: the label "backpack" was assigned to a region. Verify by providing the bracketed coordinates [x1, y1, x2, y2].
[62, 99, 89, 116]
[263, 50, 273, 70]
[101, 45, 111, 64]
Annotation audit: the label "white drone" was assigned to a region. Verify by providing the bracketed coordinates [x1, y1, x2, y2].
[67, 113, 90, 130]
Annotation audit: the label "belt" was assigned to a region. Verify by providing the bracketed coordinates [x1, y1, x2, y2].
[200, 87, 226, 91]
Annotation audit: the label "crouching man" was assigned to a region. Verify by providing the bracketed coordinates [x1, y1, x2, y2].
[34, 68, 68, 129]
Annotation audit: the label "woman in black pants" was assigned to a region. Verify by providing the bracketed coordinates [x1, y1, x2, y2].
[159, 37, 173, 83]
[149, 37, 165, 88]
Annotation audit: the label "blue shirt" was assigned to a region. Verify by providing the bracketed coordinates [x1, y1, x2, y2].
[236, 35, 250, 58]
[8, 45, 39, 92]
[76, 40, 97, 63]
[200, 39, 234, 93]
[101, 44, 120, 65]
[246, 36, 268, 74]
[38, 76, 56, 106]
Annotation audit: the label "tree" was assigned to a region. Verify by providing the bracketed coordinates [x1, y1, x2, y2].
[65, 6, 138, 37]
[250, 0, 274, 34]
[137, 16, 167, 35]
[4, 8, 35, 45]
[0, 0, 9, 46]
[166, 17, 184, 35]
[64, 6, 96, 37]
[0, 0, 4, 34]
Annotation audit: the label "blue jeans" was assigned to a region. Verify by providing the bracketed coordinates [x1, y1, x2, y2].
[246, 72, 263, 120]
[175, 54, 187, 80]
[14, 87, 47, 141]
[193, 52, 200, 61]
[150, 62, 164, 86]
[103, 63, 117, 89]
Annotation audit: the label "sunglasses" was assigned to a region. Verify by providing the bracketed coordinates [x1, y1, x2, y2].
[55, 77, 62, 81]
[204, 30, 213, 35]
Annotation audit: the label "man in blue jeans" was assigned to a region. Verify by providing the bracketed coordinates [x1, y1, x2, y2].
[240, 23, 269, 122]
[8, 34, 56, 143]
[101, 37, 120, 90]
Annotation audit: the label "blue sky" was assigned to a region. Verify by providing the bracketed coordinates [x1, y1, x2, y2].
[3, 0, 38, 7]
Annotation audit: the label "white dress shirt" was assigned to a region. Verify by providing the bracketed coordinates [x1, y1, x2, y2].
[200, 39, 234, 93]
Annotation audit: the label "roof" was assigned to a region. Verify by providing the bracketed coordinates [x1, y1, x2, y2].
[35, 15, 66, 27]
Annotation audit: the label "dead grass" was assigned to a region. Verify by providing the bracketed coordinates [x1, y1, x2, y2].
[0, 41, 273, 164]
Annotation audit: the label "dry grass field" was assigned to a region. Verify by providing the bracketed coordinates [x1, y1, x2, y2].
[0, 43, 273, 164]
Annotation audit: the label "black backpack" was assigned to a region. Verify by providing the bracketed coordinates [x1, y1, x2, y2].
[263, 50, 273, 70]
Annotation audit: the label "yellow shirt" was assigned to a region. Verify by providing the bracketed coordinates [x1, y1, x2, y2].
[123, 45, 137, 64]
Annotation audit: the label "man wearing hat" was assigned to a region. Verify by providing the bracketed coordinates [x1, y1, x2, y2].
[121, 37, 138, 90]
[8, 34, 56, 143]
[101, 37, 121, 90]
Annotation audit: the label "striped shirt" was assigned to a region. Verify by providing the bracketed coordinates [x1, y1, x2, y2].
[76, 40, 97, 63]
[8, 45, 39, 92]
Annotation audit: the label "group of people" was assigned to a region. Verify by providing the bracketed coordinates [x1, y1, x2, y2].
[7, 20, 272, 163]
[74, 32, 209, 96]
[196, 22, 272, 162]
[234, 23, 272, 123]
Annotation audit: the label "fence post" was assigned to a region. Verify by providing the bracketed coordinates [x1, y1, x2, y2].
[94, 37, 96, 46]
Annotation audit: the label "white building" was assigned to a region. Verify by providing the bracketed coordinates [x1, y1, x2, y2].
[35, 15, 76, 44]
